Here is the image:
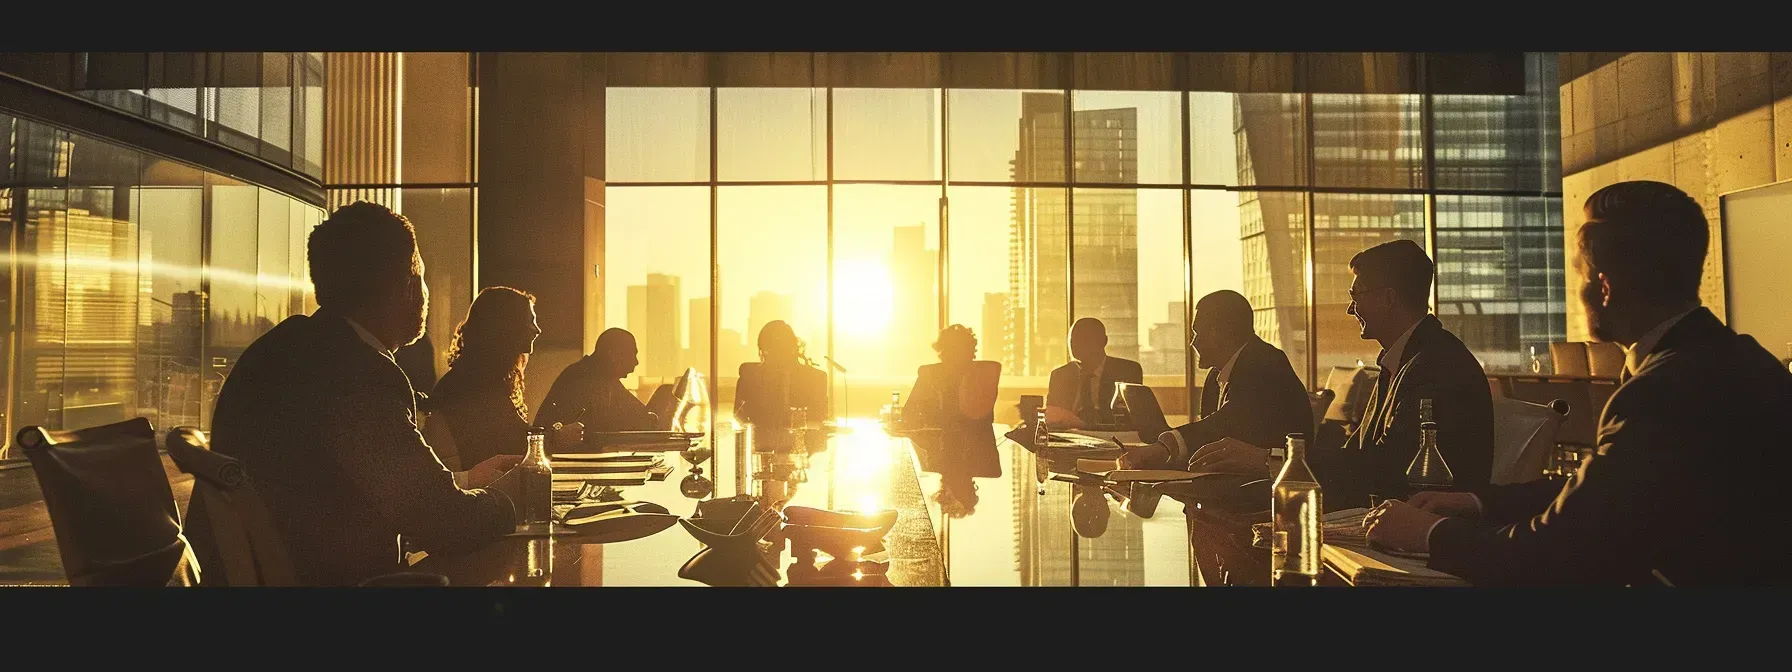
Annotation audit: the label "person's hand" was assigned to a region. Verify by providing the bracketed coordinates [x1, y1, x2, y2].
[1043, 405, 1084, 429]
[1187, 437, 1271, 478]
[1363, 499, 1443, 554]
[1406, 490, 1481, 519]
[551, 421, 585, 449]
[1118, 440, 1170, 470]
[465, 454, 522, 489]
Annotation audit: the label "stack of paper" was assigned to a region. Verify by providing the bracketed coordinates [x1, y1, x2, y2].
[1321, 544, 1468, 587]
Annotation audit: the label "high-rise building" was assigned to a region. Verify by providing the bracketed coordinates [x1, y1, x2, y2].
[747, 291, 793, 348]
[1144, 301, 1186, 376]
[890, 224, 937, 368]
[626, 273, 682, 379]
[981, 293, 1008, 365]
[1007, 93, 1139, 376]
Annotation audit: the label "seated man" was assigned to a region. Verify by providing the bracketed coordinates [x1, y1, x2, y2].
[534, 328, 658, 433]
[1045, 318, 1144, 429]
[1120, 290, 1310, 470]
[1367, 181, 1792, 586]
[189, 202, 522, 586]
[1189, 240, 1493, 509]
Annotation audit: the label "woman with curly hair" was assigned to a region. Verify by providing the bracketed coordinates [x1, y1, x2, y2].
[431, 286, 581, 467]
[899, 324, 1002, 517]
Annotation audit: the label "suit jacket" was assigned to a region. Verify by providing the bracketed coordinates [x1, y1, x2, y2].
[1164, 337, 1312, 466]
[1428, 308, 1792, 586]
[1046, 356, 1145, 427]
[188, 308, 515, 586]
[903, 361, 1001, 479]
[534, 357, 656, 432]
[1311, 315, 1494, 509]
[733, 361, 830, 427]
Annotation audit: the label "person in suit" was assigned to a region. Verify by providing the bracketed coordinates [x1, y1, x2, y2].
[1187, 240, 1493, 510]
[431, 287, 582, 467]
[534, 328, 658, 433]
[187, 202, 523, 586]
[1367, 180, 1792, 586]
[734, 320, 830, 430]
[1118, 290, 1310, 470]
[898, 325, 1002, 517]
[1045, 318, 1144, 429]
[395, 331, 437, 396]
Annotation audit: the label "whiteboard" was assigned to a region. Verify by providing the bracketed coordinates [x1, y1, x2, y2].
[1721, 179, 1792, 360]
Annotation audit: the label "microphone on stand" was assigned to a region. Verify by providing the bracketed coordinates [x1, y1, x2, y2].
[821, 356, 848, 373]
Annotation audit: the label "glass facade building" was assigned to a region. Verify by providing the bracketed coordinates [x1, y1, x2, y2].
[1, 52, 328, 453]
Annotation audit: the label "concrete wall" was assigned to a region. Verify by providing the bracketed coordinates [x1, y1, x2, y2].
[1559, 53, 1792, 340]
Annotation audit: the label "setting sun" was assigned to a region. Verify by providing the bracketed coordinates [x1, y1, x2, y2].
[833, 261, 894, 337]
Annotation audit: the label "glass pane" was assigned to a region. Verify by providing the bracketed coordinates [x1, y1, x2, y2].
[716, 185, 827, 423]
[210, 53, 261, 155]
[205, 175, 260, 430]
[1313, 193, 1427, 375]
[1228, 191, 1311, 387]
[258, 53, 293, 164]
[286, 200, 308, 319]
[604, 187, 712, 391]
[147, 53, 204, 135]
[1070, 188, 1186, 419]
[948, 89, 1066, 184]
[833, 184, 939, 415]
[137, 158, 206, 432]
[1436, 196, 1566, 373]
[833, 88, 941, 181]
[299, 53, 325, 179]
[14, 121, 70, 431]
[301, 205, 321, 313]
[1189, 92, 1307, 188]
[1072, 91, 1182, 185]
[717, 88, 825, 182]
[401, 53, 473, 184]
[256, 188, 292, 328]
[61, 136, 141, 431]
[946, 185, 1067, 418]
[1432, 54, 1561, 193]
[1311, 94, 1425, 189]
[400, 188, 474, 391]
[606, 88, 710, 183]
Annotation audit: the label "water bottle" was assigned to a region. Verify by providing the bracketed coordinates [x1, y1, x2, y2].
[1272, 433, 1321, 586]
[518, 427, 554, 529]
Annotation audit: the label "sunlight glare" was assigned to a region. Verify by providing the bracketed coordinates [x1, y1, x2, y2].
[833, 260, 894, 338]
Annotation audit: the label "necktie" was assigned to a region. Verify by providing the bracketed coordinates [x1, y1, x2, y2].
[1200, 368, 1221, 419]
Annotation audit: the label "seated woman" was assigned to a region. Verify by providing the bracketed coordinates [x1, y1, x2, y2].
[535, 327, 658, 433]
[430, 287, 581, 467]
[734, 320, 829, 437]
[898, 325, 1002, 518]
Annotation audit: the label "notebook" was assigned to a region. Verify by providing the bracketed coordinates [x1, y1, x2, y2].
[1321, 544, 1468, 587]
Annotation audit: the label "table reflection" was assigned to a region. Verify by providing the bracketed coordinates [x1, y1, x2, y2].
[418, 417, 1194, 587]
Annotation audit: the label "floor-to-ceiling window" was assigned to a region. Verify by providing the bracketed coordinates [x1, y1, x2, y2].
[602, 53, 1566, 433]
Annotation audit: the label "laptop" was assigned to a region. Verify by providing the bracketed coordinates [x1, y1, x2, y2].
[1115, 382, 1171, 441]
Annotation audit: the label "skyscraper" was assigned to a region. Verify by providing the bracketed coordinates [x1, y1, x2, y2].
[626, 273, 682, 379]
[1007, 93, 1139, 377]
[890, 223, 937, 369]
[1144, 301, 1186, 376]
[981, 293, 1008, 365]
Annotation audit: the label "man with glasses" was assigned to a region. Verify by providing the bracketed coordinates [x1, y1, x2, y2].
[1119, 290, 1310, 471]
[1183, 240, 1493, 510]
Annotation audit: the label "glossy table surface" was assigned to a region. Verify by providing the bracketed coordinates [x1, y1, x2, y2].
[0, 418, 1209, 587]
